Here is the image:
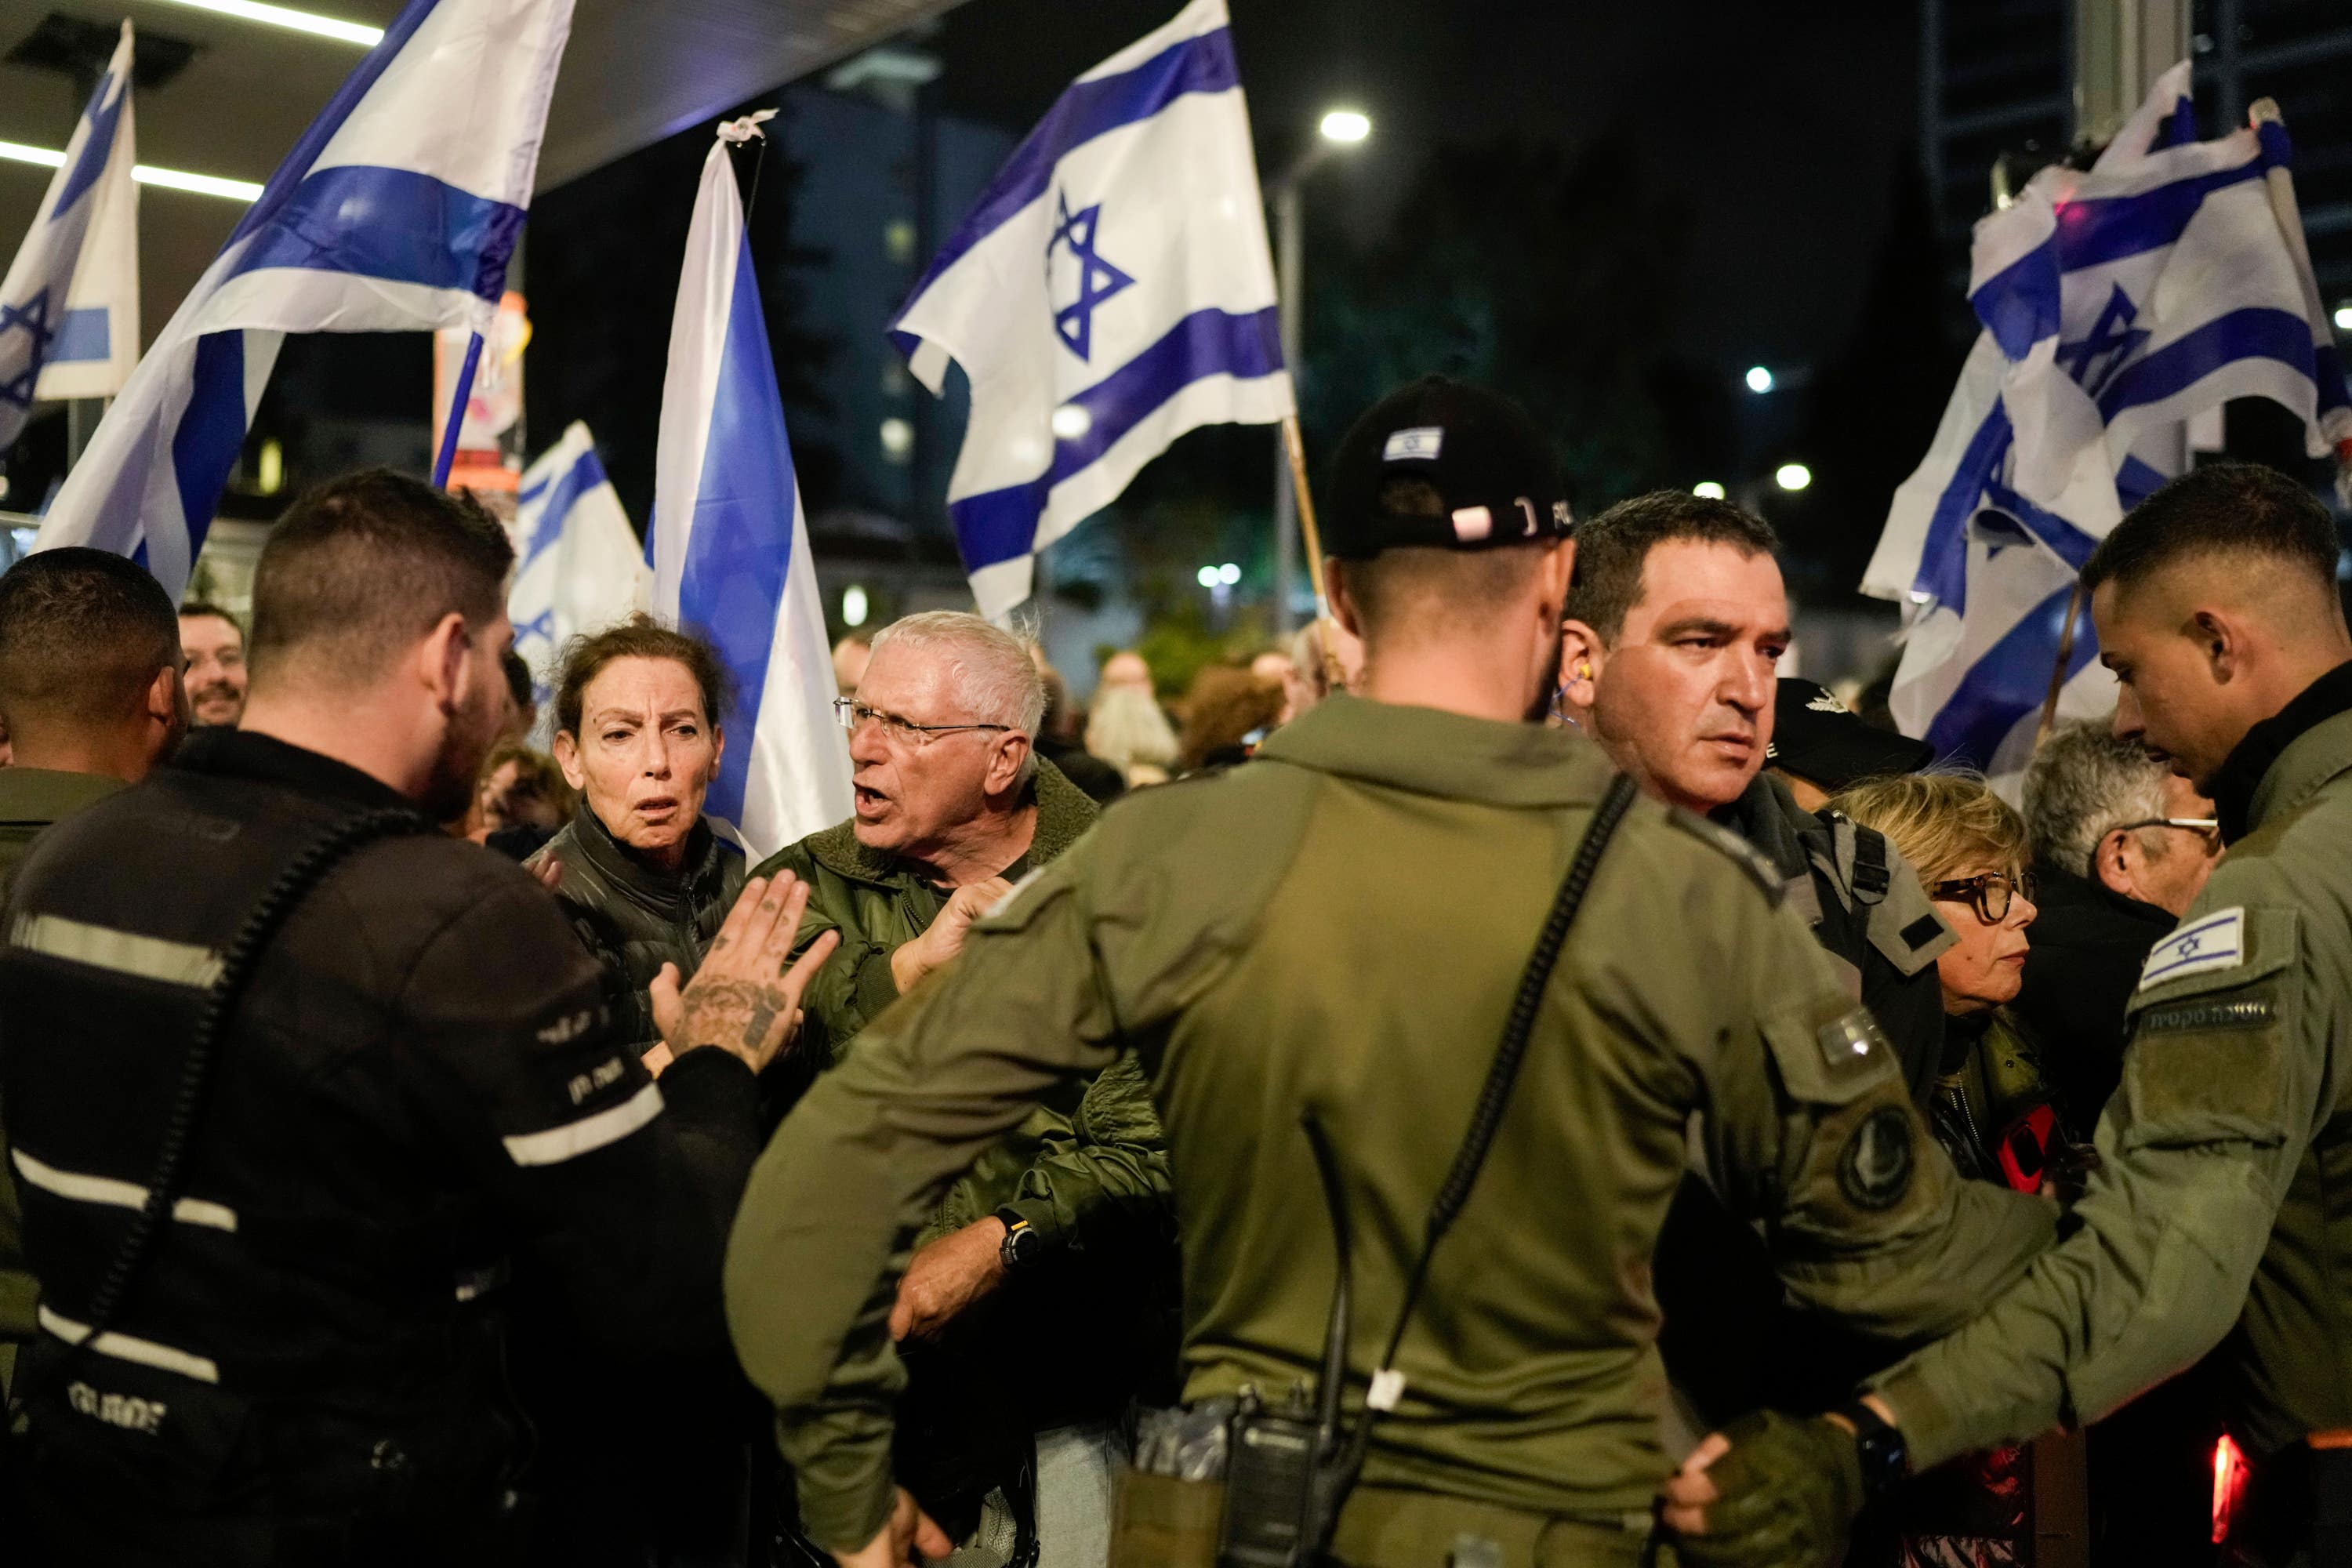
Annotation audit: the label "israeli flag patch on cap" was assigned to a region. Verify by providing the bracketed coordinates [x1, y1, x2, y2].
[1383, 426, 1443, 462]
[2138, 906, 2246, 992]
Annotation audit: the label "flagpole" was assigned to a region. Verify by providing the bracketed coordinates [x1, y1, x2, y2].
[1280, 412, 1348, 688]
[2035, 580, 2087, 748]
[432, 329, 484, 489]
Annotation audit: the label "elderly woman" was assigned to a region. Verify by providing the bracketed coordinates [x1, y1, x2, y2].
[531, 614, 745, 1052]
[1831, 771, 2062, 1185]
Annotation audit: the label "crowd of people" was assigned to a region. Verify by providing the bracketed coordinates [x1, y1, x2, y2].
[0, 376, 2345, 1568]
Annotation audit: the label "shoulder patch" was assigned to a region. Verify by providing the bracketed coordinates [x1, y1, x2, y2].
[2138, 906, 2245, 992]
[1668, 808, 1784, 906]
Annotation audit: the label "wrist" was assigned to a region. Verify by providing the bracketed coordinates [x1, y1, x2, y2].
[1831, 1399, 1910, 1504]
[888, 938, 930, 994]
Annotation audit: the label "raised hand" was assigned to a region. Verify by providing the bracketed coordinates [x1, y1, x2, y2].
[668, 873, 839, 1073]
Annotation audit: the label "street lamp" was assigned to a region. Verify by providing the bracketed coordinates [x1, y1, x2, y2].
[1693, 481, 1726, 500]
[1775, 462, 1813, 492]
[1744, 365, 1775, 394]
[2335, 304, 2352, 332]
[1271, 107, 1373, 637]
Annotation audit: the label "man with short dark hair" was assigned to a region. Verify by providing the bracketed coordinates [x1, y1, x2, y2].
[1559, 492, 1954, 1103]
[0, 470, 837, 1564]
[177, 601, 247, 728]
[1673, 460, 2352, 1568]
[0, 547, 192, 1508]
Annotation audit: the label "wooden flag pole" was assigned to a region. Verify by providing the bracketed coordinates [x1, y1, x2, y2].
[2034, 578, 2088, 750]
[1280, 412, 1345, 688]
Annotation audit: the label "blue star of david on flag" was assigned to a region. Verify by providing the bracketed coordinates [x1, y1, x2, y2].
[2053, 284, 2151, 399]
[1047, 190, 1135, 361]
[0, 290, 56, 410]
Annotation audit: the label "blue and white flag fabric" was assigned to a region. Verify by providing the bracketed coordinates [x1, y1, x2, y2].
[1866, 61, 2352, 775]
[34, 0, 573, 600]
[510, 421, 649, 737]
[649, 118, 852, 858]
[889, 0, 1294, 619]
[0, 21, 136, 447]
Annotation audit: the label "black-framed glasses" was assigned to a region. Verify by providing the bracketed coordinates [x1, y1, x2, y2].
[2092, 817, 2221, 877]
[833, 697, 1012, 746]
[1929, 869, 2036, 924]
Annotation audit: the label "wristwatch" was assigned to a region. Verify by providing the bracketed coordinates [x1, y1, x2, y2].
[1835, 1401, 1910, 1503]
[996, 1210, 1047, 1274]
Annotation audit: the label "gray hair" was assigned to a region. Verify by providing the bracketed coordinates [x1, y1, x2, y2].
[2023, 718, 2172, 878]
[869, 610, 1047, 781]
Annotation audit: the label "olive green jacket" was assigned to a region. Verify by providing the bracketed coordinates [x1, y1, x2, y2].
[724, 697, 2053, 1549]
[0, 768, 129, 1391]
[750, 757, 1158, 1250]
[1875, 673, 2352, 1468]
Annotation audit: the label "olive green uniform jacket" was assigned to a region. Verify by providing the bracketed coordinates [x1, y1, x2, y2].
[1874, 665, 2352, 1469]
[0, 768, 128, 1395]
[724, 697, 2054, 1551]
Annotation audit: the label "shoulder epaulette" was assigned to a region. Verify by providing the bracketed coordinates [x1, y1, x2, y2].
[1667, 807, 1786, 907]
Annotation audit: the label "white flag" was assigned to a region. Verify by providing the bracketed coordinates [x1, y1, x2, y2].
[890, 0, 1294, 619]
[510, 421, 649, 739]
[0, 22, 136, 441]
[650, 119, 854, 857]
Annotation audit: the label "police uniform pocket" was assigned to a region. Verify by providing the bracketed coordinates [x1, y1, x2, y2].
[2120, 906, 2298, 1151]
[16, 1340, 254, 1511]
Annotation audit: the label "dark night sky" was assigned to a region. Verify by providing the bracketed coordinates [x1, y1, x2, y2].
[930, 0, 1921, 379]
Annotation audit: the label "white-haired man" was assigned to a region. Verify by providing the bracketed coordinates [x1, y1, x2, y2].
[749, 609, 1167, 1568]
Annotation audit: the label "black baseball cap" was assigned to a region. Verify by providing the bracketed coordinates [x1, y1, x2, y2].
[1324, 377, 1573, 559]
[1765, 678, 1935, 789]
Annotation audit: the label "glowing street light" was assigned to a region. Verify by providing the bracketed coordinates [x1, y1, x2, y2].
[1693, 481, 1726, 500]
[2335, 304, 2352, 332]
[1744, 365, 1775, 394]
[1775, 463, 1813, 492]
[1196, 565, 1221, 588]
[1319, 109, 1372, 144]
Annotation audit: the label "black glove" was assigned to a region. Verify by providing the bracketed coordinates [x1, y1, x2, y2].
[1668, 1409, 1865, 1568]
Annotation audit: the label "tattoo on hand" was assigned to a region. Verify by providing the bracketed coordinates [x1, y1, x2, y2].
[742, 1000, 779, 1052]
[684, 977, 781, 1056]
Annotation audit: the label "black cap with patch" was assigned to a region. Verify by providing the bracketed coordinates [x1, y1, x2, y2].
[1765, 678, 1935, 790]
[1323, 377, 1573, 559]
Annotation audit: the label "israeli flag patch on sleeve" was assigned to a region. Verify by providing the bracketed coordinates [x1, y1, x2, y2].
[2138, 906, 2246, 992]
[1382, 426, 1443, 462]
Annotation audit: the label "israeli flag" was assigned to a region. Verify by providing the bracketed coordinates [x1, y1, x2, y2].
[33, 0, 574, 601]
[1867, 62, 2352, 775]
[650, 119, 853, 858]
[510, 421, 649, 735]
[0, 21, 137, 447]
[890, 0, 1294, 619]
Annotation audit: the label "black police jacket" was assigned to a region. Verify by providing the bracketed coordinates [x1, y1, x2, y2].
[0, 731, 763, 1563]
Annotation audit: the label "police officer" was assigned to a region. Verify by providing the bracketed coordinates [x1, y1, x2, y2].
[1555, 494, 1953, 1105]
[0, 471, 837, 1565]
[723, 379, 2053, 1568]
[1668, 461, 2352, 1566]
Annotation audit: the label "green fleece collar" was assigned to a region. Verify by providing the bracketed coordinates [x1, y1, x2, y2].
[800, 755, 1100, 887]
[1253, 693, 1619, 806]
[2240, 699, 2352, 843]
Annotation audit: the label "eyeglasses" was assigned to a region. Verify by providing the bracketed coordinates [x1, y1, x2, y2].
[2094, 817, 2221, 876]
[833, 698, 1012, 746]
[1929, 870, 2035, 924]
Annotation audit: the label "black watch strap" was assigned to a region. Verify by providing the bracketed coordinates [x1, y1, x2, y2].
[996, 1210, 1044, 1273]
[1835, 1402, 1909, 1503]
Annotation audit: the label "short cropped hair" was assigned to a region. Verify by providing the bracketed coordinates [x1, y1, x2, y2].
[249, 470, 514, 688]
[2081, 461, 2339, 599]
[1569, 492, 1780, 644]
[553, 614, 733, 739]
[0, 548, 180, 726]
[1830, 771, 2030, 887]
[2024, 719, 2172, 877]
[177, 600, 244, 641]
[1343, 540, 1553, 645]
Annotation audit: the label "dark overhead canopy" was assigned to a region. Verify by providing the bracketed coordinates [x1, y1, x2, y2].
[0, 0, 969, 351]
